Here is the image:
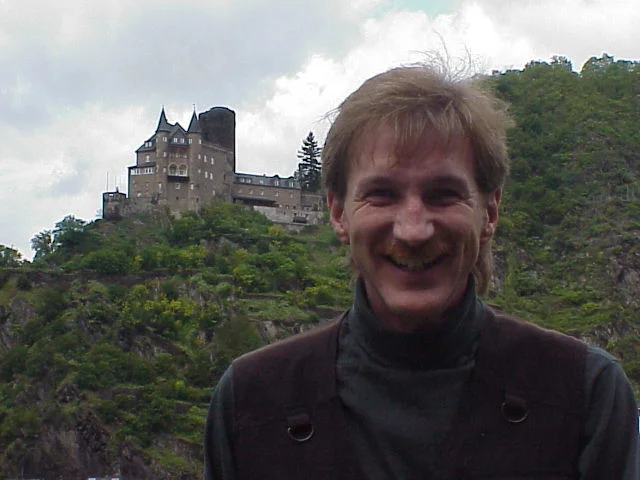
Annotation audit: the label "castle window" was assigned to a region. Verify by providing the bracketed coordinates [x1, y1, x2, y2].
[158, 183, 162, 191]
[212, 189, 216, 196]
[260, 190, 264, 196]
[199, 139, 202, 144]
[178, 164, 187, 176]
[173, 138, 178, 143]
[290, 193, 293, 198]
[180, 138, 185, 144]
[274, 180, 279, 186]
[163, 137, 167, 142]
[259, 179, 264, 184]
[198, 154, 201, 159]
[188, 138, 193, 144]
[275, 192, 279, 197]
[211, 157, 215, 165]
[176, 184, 181, 190]
[169, 164, 177, 175]
[145, 155, 150, 162]
[249, 189, 253, 194]
[198, 169, 201, 174]
[204, 172, 208, 179]
[190, 184, 194, 190]
[163, 152, 167, 157]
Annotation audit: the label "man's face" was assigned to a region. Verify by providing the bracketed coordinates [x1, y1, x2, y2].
[328, 126, 500, 332]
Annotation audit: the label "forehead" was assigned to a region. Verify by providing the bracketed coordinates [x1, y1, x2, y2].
[350, 123, 475, 176]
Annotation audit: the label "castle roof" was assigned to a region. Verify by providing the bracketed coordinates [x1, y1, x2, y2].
[156, 107, 172, 132]
[169, 123, 186, 137]
[135, 134, 157, 153]
[234, 173, 300, 189]
[187, 111, 202, 134]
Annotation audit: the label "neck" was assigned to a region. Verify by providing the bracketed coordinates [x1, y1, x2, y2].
[349, 277, 482, 369]
[364, 280, 469, 334]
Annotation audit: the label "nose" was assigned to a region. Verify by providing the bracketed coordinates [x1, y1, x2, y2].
[393, 196, 435, 246]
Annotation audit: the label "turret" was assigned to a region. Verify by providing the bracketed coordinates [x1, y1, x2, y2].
[187, 110, 202, 135]
[156, 107, 171, 132]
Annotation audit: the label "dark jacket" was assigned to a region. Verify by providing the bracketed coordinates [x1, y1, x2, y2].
[230, 307, 587, 479]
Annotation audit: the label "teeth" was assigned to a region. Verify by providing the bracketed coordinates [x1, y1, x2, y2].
[390, 256, 437, 271]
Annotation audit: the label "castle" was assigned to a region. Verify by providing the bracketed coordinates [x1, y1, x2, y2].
[102, 107, 324, 226]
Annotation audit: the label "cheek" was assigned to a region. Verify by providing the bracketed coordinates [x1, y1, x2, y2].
[446, 220, 483, 254]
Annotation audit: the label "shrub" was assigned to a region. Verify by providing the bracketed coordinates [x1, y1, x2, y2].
[82, 248, 132, 274]
[15, 275, 32, 291]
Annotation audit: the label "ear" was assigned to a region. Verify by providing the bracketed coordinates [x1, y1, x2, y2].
[481, 188, 501, 243]
[327, 191, 350, 244]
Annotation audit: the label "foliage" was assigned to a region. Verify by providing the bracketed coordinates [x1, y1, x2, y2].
[296, 131, 322, 192]
[30, 230, 53, 260]
[82, 247, 133, 274]
[0, 245, 23, 267]
[486, 54, 640, 383]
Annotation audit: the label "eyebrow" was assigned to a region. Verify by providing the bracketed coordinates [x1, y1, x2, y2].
[353, 175, 394, 195]
[428, 174, 473, 194]
[355, 173, 473, 194]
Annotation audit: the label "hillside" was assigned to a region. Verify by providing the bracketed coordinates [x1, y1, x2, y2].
[0, 54, 638, 479]
[0, 204, 353, 478]
[487, 55, 639, 371]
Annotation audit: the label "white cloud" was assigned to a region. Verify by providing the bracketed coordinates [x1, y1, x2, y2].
[469, 0, 640, 70]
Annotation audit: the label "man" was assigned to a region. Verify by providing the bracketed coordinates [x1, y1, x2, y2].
[205, 65, 639, 479]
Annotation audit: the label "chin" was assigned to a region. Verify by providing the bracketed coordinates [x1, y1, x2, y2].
[376, 279, 468, 326]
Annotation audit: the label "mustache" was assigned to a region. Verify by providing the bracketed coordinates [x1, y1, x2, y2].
[380, 240, 449, 261]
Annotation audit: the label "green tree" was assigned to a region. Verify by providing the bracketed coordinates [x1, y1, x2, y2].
[53, 215, 87, 250]
[296, 131, 322, 193]
[30, 230, 53, 260]
[0, 245, 22, 267]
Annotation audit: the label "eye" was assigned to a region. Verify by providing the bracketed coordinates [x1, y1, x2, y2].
[365, 188, 396, 205]
[427, 188, 462, 205]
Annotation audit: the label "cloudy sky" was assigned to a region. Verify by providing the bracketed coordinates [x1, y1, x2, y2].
[1, 0, 639, 259]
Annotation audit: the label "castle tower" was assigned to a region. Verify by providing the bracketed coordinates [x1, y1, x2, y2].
[102, 189, 127, 220]
[127, 106, 237, 215]
[187, 110, 202, 136]
[154, 107, 171, 162]
[199, 107, 236, 173]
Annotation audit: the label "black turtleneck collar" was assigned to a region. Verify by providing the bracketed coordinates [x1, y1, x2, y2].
[346, 276, 484, 370]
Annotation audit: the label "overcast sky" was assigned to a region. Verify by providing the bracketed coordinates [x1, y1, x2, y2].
[1, 0, 639, 260]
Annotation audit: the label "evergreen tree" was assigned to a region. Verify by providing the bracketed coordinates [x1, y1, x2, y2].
[296, 131, 322, 193]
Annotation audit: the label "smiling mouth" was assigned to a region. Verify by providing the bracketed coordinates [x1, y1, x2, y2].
[386, 254, 444, 272]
